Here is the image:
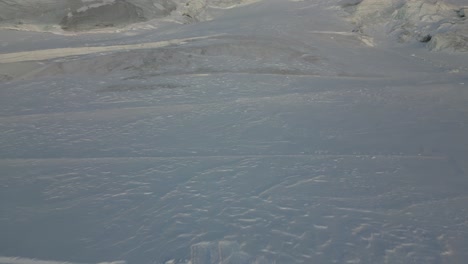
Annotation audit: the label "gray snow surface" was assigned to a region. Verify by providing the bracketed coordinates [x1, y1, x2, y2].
[1, 0, 468, 263]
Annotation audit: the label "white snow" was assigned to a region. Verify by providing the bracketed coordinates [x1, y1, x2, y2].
[0, 0, 467, 263]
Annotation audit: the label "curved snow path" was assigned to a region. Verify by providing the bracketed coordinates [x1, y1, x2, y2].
[0, 34, 223, 64]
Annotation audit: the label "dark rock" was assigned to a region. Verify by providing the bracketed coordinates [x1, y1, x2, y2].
[419, 34, 432, 43]
[60, 0, 146, 31]
[457, 8, 465, 18]
[339, 0, 364, 8]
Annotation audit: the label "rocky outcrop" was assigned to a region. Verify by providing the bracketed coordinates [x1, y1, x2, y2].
[428, 32, 468, 52]
[0, 0, 176, 31]
[172, 0, 260, 23]
[59, 0, 177, 31]
[0, 0, 259, 32]
[0, 0, 69, 26]
[60, 1, 146, 31]
[341, 0, 468, 52]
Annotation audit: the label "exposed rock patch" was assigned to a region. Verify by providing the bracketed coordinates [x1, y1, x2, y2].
[428, 32, 468, 52]
[0, 0, 259, 32]
[60, 0, 147, 31]
[341, 0, 468, 52]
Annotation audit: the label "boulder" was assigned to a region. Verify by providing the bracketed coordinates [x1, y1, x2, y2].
[427, 32, 468, 52]
[0, 0, 177, 31]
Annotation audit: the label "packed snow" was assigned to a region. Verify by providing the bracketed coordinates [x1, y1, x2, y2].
[1, 0, 468, 263]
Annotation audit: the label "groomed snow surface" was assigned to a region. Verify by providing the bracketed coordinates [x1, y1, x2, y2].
[1, 0, 468, 263]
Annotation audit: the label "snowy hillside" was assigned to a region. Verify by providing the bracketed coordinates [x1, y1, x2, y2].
[1, 0, 468, 264]
[1, 0, 466, 52]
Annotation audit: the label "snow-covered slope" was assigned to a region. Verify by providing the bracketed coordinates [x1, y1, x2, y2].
[0, 0, 468, 264]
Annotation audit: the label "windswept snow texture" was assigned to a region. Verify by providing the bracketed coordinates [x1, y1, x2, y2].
[1, 0, 468, 264]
